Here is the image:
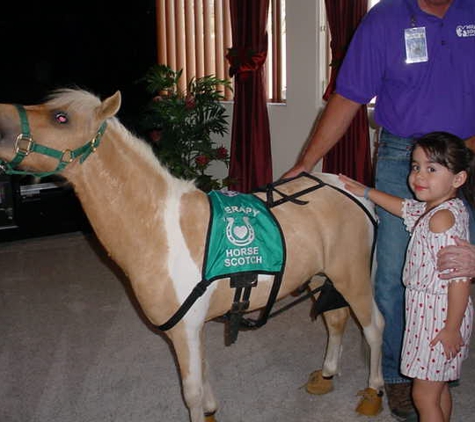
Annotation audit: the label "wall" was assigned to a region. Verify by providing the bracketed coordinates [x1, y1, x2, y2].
[0, 1, 157, 119]
[211, 0, 326, 183]
[271, 0, 326, 177]
[2, 1, 326, 185]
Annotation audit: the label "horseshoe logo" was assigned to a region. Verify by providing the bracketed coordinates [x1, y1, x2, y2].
[225, 216, 255, 246]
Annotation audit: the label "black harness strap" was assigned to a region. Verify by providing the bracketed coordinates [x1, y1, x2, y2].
[262, 172, 378, 227]
[157, 279, 212, 331]
[226, 272, 257, 344]
[236, 275, 349, 329]
[259, 172, 326, 208]
[155, 172, 377, 335]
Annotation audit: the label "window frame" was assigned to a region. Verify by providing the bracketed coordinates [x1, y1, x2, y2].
[155, 0, 286, 103]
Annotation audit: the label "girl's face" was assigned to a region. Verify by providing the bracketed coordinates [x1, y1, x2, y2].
[409, 146, 466, 209]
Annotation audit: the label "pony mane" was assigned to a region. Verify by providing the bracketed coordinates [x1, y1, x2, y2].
[45, 88, 103, 115]
[46, 88, 198, 195]
[109, 115, 198, 196]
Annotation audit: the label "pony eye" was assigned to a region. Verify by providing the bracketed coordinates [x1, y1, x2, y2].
[55, 112, 68, 124]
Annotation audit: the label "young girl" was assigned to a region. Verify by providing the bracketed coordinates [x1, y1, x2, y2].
[339, 132, 475, 422]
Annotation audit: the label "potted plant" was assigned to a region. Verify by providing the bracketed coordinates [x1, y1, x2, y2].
[138, 65, 232, 192]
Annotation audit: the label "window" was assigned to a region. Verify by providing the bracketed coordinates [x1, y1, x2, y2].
[156, 0, 286, 103]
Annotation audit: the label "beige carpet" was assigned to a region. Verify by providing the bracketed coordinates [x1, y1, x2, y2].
[1, 232, 474, 422]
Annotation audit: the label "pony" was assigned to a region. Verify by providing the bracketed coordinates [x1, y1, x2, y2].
[0, 89, 384, 422]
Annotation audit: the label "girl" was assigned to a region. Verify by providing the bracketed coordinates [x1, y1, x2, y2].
[339, 132, 475, 422]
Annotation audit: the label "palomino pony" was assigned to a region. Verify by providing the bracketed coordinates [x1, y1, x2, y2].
[0, 89, 384, 422]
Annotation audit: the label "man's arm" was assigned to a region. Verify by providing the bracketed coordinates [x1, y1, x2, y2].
[437, 236, 475, 279]
[282, 93, 362, 178]
[465, 136, 475, 153]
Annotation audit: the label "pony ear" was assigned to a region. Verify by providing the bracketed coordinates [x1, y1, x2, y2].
[99, 91, 121, 120]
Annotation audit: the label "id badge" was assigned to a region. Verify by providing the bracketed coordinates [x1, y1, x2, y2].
[404, 27, 428, 64]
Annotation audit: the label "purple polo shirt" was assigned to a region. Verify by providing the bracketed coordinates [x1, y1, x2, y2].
[336, 0, 475, 139]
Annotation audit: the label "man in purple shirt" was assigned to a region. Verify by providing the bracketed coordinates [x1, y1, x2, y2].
[284, 1, 475, 420]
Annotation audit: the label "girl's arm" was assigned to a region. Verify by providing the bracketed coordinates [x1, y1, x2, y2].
[429, 209, 471, 358]
[430, 280, 470, 359]
[338, 174, 404, 217]
[429, 209, 470, 359]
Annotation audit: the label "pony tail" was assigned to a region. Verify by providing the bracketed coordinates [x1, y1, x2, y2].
[461, 147, 475, 210]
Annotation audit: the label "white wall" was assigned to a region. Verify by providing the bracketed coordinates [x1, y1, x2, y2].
[211, 0, 326, 182]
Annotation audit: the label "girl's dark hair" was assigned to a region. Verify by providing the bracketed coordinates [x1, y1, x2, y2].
[413, 131, 475, 209]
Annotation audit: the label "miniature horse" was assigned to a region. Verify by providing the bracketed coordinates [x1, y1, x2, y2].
[0, 89, 384, 421]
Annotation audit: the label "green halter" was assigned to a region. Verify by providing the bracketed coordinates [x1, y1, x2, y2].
[0, 104, 107, 178]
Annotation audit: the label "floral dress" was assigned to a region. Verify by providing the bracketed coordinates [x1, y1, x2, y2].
[401, 198, 473, 381]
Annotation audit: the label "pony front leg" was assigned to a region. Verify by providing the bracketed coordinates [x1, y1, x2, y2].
[201, 331, 218, 421]
[306, 307, 349, 395]
[170, 324, 218, 422]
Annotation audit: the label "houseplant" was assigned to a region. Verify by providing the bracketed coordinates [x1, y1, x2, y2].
[138, 65, 232, 191]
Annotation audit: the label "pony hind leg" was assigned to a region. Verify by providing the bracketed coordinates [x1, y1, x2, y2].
[321, 306, 350, 378]
[361, 299, 384, 392]
[321, 262, 384, 416]
[306, 306, 350, 395]
[342, 284, 385, 416]
[347, 294, 384, 393]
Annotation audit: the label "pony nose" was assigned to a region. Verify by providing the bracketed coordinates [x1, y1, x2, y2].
[0, 108, 21, 148]
[0, 127, 11, 148]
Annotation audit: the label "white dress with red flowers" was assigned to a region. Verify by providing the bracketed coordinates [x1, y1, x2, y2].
[401, 198, 473, 381]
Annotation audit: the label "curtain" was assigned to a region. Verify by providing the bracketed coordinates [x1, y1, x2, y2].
[322, 0, 373, 185]
[226, 0, 272, 193]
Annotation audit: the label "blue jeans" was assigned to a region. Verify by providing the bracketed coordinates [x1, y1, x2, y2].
[374, 130, 414, 384]
[375, 130, 475, 384]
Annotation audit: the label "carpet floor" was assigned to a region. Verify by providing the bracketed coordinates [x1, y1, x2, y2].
[1, 232, 474, 422]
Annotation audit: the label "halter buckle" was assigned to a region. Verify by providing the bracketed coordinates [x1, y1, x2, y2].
[15, 134, 34, 156]
[61, 149, 74, 163]
[90, 136, 99, 152]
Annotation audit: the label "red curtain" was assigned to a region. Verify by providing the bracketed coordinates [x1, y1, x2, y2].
[322, 0, 373, 185]
[226, 0, 272, 193]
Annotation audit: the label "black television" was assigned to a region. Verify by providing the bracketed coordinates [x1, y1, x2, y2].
[0, 175, 17, 230]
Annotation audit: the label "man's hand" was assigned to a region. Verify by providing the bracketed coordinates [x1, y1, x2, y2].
[437, 236, 475, 279]
[281, 163, 308, 180]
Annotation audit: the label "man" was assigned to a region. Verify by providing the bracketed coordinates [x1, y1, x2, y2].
[284, 1, 475, 420]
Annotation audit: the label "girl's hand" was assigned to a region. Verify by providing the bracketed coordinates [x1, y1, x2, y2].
[338, 174, 368, 197]
[430, 328, 464, 360]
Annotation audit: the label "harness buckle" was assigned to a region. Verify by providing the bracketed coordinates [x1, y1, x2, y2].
[15, 134, 34, 156]
[61, 149, 74, 163]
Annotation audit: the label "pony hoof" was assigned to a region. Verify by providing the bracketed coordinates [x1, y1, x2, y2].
[204, 411, 217, 422]
[355, 388, 383, 416]
[305, 370, 334, 395]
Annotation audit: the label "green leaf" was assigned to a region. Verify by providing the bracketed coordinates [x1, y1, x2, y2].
[135, 65, 231, 192]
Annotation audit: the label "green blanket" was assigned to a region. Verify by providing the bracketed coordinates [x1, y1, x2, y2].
[205, 191, 285, 281]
